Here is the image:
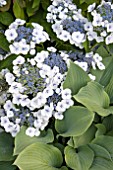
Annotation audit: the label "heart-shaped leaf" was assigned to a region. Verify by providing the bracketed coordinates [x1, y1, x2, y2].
[55, 106, 94, 137]
[14, 142, 63, 170]
[74, 81, 112, 116]
[63, 61, 90, 95]
[14, 126, 54, 155]
[65, 145, 94, 170]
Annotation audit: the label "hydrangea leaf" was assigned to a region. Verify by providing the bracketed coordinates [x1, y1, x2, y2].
[64, 145, 94, 170]
[14, 126, 54, 155]
[0, 161, 17, 170]
[14, 142, 63, 170]
[0, 12, 14, 26]
[105, 75, 113, 103]
[41, 0, 50, 10]
[55, 106, 94, 137]
[0, 132, 14, 161]
[13, 0, 26, 20]
[0, 33, 9, 52]
[89, 143, 113, 170]
[74, 81, 112, 116]
[63, 61, 90, 95]
[92, 135, 113, 161]
[32, 0, 40, 9]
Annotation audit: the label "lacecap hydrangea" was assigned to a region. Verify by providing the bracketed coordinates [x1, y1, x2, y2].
[5, 19, 49, 55]
[88, 0, 113, 45]
[2, 49, 74, 137]
[46, 0, 95, 49]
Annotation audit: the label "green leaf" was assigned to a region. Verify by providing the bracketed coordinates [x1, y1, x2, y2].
[14, 126, 54, 155]
[0, 161, 17, 170]
[92, 135, 113, 161]
[105, 75, 113, 103]
[89, 143, 113, 170]
[0, 33, 9, 52]
[0, 12, 14, 26]
[71, 124, 96, 148]
[55, 106, 94, 137]
[74, 81, 112, 116]
[0, 132, 14, 161]
[102, 115, 113, 134]
[63, 61, 90, 95]
[0, 54, 17, 71]
[13, 0, 26, 19]
[96, 45, 110, 58]
[95, 124, 106, 137]
[41, 0, 50, 10]
[14, 142, 63, 170]
[65, 145, 94, 170]
[99, 58, 113, 87]
[32, 0, 40, 9]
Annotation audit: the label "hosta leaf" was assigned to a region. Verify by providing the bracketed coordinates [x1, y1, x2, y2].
[14, 142, 63, 170]
[0, 132, 14, 161]
[95, 124, 106, 137]
[65, 145, 94, 170]
[89, 144, 113, 170]
[96, 45, 110, 58]
[105, 75, 113, 103]
[0, 161, 16, 170]
[14, 126, 54, 155]
[92, 135, 113, 161]
[74, 81, 112, 116]
[71, 124, 96, 148]
[55, 106, 94, 137]
[99, 58, 113, 87]
[63, 61, 90, 95]
[102, 115, 113, 133]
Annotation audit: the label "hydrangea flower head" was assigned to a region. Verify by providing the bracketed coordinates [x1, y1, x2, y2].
[46, 0, 94, 48]
[5, 19, 50, 55]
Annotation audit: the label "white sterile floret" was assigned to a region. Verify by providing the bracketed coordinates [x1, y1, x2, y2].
[15, 19, 26, 25]
[4, 100, 14, 111]
[9, 82, 24, 94]
[5, 29, 18, 42]
[41, 105, 53, 118]
[35, 51, 49, 63]
[88, 74, 96, 80]
[13, 56, 25, 65]
[11, 124, 20, 137]
[58, 30, 70, 42]
[5, 72, 15, 85]
[72, 32, 85, 43]
[97, 62, 105, 70]
[43, 88, 54, 98]
[47, 47, 57, 52]
[56, 101, 67, 112]
[0, 116, 10, 127]
[107, 23, 113, 32]
[84, 22, 93, 31]
[105, 33, 113, 45]
[93, 53, 102, 62]
[6, 111, 14, 118]
[87, 31, 97, 41]
[87, 3, 96, 12]
[26, 127, 36, 137]
[61, 88, 72, 100]
[92, 14, 103, 26]
[29, 49, 36, 55]
[75, 61, 88, 71]
[54, 112, 64, 120]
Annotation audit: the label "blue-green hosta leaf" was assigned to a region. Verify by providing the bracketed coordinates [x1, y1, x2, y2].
[105, 75, 113, 103]
[63, 61, 90, 95]
[65, 145, 94, 170]
[102, 115, 113, 134]
[89, 143, 113, 170]
[69, 124, 96, 148]
[99, 58, 113, 87]
[14, 142, 63, 170]
[95, 124, 106, 137]
[0, 132, 14, 161]
[55, 106, 94, 137]
[74, 81, 113, 116]
[14, 126, 54, 155]
[0, 161, 16, 170]
[92, 135, 113, 161]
